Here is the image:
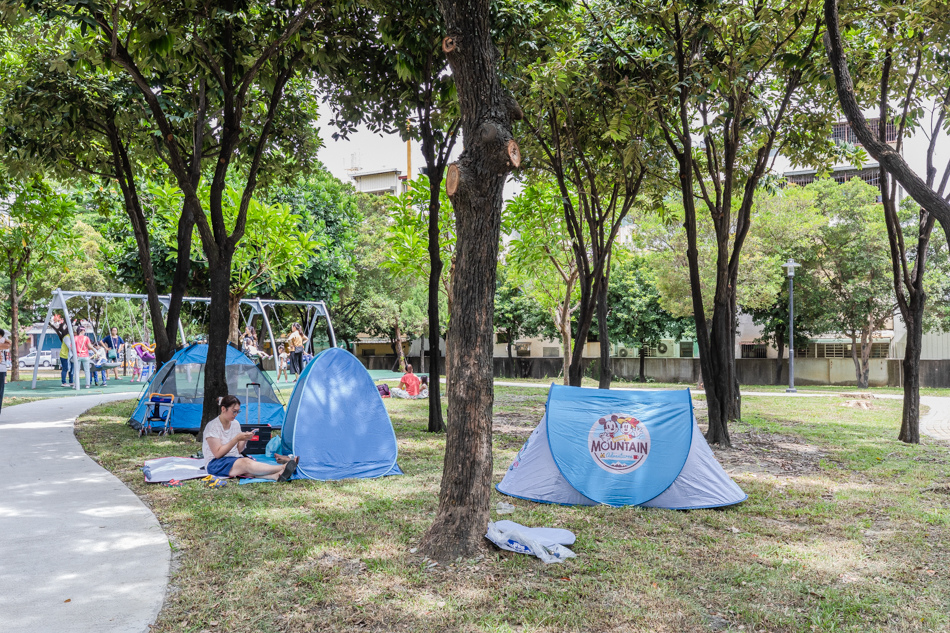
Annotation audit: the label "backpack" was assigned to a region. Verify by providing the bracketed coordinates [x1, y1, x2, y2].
[377, 383, 391, 398]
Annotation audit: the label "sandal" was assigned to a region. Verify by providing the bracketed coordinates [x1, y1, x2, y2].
[278, 459, 298, 482]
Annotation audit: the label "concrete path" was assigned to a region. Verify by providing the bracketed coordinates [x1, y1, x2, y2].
[493, 381, 950, 441]
[0, 394, 169, 633]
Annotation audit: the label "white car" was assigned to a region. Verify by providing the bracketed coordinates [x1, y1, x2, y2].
[18, 351, 53, 368]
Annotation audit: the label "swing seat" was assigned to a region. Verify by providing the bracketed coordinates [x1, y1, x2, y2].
[141, 393, 175, 437]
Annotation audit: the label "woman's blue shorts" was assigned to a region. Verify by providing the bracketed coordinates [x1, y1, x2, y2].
[206, 456, 242, 477]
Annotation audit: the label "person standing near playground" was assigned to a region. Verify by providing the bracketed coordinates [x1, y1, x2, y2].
[0, 329, 10, 415]
[59, 332, 74, 386]
[102, 327, 125, 382]
[276, 349, 290, 382]
[285, 323, 307, 382]
[203, 395, 297, 481]
[91, 342, 108, 387]
[74, 326, 93, 388]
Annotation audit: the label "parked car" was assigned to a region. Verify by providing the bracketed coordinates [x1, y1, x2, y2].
[18, 350, 53, 368]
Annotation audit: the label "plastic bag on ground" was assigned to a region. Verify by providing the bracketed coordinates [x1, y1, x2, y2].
[485, 520, 576, 564]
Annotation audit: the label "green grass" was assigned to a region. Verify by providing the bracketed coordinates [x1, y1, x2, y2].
[74, 390, 950, 632]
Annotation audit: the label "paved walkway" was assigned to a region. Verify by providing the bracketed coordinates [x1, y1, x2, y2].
[0, 394, 169, 633]
[493, 381, 950, 441]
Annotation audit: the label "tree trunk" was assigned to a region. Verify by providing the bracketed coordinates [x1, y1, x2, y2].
[200, 258, 234, 435]
[596, 275, 611, 389]
[394, 320, 407, 373]
[9, 274, 19, 382]
[638, 343, 646, 382]
[899, 301, 923, 443]
[427, 176, 447, 432]
[859, 325, 872, 389]
[506, 334, 513, 377]
[228, 294, 243, 346]
[704, 306, 734, 446]
[775, 336, 785, 386]
[558, 306, 572, 387]
[420, 0, 516, 561]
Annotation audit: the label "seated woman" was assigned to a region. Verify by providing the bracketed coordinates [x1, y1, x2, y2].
[390, 364, 422, 399]
[203, 395, 298, 481]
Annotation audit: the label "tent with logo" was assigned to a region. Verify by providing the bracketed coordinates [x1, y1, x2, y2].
[280, 347, 402, 480]
[129, 343, 284, 432]
[497, 385, 746, 509]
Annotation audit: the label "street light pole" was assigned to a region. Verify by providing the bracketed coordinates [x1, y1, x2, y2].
[782, 259, 800, 393]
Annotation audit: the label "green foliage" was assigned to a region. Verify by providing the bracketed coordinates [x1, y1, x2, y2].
[607, 250, 693, 349]
[147, 183, 318, 301]
[384, 176, 455, 307]
[805, 178, 894, 338]
[267, 171, 361, 304]
[494, 266, 552, 356]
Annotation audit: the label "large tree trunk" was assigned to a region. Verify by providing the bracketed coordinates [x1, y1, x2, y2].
[567, 280, 595, 387]
[596, 275, 611, 389]
[427, 178, 447, 432]
[200, 258, 234, 435]
[420, 0, 517, 561]
[899, 302, 923, 443]
[506, 334, 513, 377]
[704, 304, 735, 446]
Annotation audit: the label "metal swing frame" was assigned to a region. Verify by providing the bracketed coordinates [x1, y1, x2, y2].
[31, 289, 335, 391]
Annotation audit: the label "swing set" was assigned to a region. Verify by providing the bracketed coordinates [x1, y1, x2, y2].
[31, 289, 335, 391]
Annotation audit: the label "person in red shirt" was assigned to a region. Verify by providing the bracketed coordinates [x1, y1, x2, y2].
[74, 326, 93, 388]
[399, 364, 421, 397]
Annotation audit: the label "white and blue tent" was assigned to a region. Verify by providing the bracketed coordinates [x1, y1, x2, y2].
[129, 343, 285, 432]
[498, 385, 746, 509]
[281, 347, 402, 480]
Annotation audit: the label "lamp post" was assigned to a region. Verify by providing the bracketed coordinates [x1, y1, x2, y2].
[782, 259, 801, 393]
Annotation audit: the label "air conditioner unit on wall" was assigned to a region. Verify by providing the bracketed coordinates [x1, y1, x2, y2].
[657, 342, 668, 355]
[618, 347, 629, 357]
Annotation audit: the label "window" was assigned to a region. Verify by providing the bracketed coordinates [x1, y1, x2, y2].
[832, 168, 880, 187]
[496, 332, 509, 344]
[542, 346, 560, 357]
[515, 342, 532, 357]
[794, 346, 811, 358]
[818, 343, 849, 358]
[871, 342, 890, 359]
[361, 349, 376, 356]
[786, 172, 816, 186]
[741, 344, 768, 359]
[830, 119, 897, 145]
[679, 342, 695, 358]
[639, 346, 657, 358]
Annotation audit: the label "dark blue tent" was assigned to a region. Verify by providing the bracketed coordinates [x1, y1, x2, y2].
[129, 343, 284, 432]
[281, 347, 402, 480]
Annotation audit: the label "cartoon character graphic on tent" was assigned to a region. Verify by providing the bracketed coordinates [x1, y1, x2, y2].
[589, 413, 651, 474]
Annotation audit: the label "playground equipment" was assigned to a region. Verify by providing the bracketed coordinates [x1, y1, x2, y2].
[31, 289, 335, 391]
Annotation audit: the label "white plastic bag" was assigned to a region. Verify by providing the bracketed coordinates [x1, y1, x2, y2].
[485, 520, 576, 564]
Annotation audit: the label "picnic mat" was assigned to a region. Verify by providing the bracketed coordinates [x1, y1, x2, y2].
[142, 456, 207, 483]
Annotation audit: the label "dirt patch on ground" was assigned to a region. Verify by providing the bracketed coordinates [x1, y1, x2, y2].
[492, 411, 537, 437]
[694, 405, 827, 478]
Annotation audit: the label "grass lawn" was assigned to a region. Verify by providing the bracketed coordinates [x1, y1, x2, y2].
[74, 388, 950, 632]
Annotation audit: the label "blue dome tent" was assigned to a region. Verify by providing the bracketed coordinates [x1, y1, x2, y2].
[497, 385, 746, 509]
[281, 347, 402, 480]
[129, 343, 285, 432]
